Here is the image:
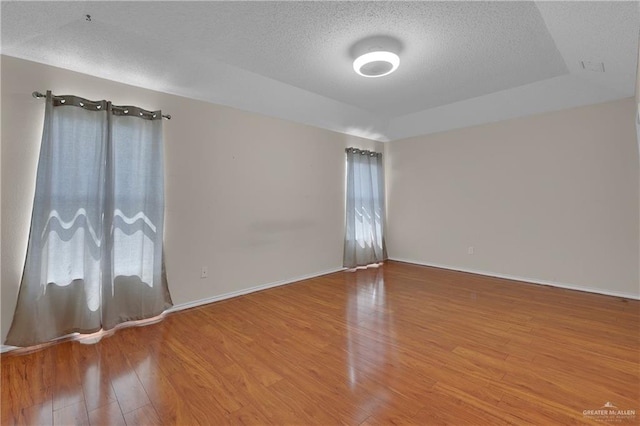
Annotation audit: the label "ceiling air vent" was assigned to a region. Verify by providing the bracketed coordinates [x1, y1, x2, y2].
[580, 61, 605, 72]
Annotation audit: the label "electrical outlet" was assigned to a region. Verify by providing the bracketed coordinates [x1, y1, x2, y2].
[201, 266, 208, 279]
[467, 246, 474, 255]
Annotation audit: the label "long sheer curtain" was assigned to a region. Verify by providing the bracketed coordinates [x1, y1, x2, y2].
[6, 91, 172, 347]
[344, 148, 387, 268]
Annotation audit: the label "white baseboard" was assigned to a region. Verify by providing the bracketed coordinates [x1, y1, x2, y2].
[389, 257, 640, 300]
[166, 266, 346, 314]
[1, 266, 346, 354]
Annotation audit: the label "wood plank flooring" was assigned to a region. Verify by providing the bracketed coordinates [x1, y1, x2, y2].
[2, 261, 639, 425]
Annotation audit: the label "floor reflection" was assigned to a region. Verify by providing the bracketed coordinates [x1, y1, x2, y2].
[2, 330, 155, 425]
[345, 266, 396, 390]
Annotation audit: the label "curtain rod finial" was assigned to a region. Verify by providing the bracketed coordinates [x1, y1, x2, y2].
[32, 91, 44, 99]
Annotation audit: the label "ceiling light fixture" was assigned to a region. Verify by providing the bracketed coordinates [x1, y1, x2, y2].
[353, 51, 399, 78]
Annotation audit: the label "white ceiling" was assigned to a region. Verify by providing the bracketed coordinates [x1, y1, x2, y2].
[2, 1, 638, 142]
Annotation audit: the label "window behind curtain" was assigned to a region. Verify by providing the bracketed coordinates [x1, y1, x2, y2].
[5, 92, 172, 347]
[343, 148, 387, 268]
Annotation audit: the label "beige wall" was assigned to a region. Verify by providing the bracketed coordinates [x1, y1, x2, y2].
[636, 42, 640, 106]
[0, 56, 3, 334]
[2, 55, 639, 345]
[0, 56, 382, 343]
[386, 98, 640, 298]
[636, 43, 640, 287]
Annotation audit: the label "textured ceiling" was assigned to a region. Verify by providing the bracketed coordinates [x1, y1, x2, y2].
[1, 1, 638, 142]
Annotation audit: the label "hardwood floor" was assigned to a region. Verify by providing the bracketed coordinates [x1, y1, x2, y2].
[2, 261, 638, 425]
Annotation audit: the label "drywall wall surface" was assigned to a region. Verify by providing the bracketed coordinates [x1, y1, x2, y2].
[386, 98, 640, 297]
[636, 41, 640, 288]
[0, 55, 3, 329]
[0, 55, 381, 343]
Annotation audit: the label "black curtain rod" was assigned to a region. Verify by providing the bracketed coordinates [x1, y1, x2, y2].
[32, 91, 171, 120]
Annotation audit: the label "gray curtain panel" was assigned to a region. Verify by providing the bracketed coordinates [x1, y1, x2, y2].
[5, 92, 172, 347]
[343, 148, 387, 268]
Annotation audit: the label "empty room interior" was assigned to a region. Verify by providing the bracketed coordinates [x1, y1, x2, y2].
[1, 1, 639, 425]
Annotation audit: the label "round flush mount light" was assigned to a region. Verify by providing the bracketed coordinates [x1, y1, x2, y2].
[353, 51, 400, 78]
